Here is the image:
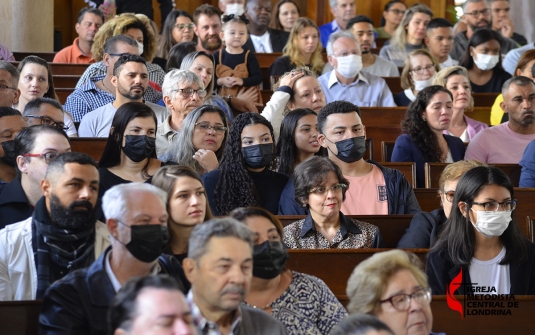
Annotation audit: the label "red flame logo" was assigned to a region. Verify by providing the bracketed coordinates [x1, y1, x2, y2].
[446, 268, 464, 319]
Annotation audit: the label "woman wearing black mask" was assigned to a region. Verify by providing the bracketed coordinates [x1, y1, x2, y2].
[229, 206, 348, 335]
[98, 102, 165, 198]
[202, 113, 289, 216]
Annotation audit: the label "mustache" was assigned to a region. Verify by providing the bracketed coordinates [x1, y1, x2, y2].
[220, 285, 245, 297]
[68, 200, 94, 213]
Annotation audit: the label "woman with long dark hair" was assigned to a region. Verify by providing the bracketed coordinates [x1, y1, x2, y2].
[391, 85, 465, 188]
[377, 1, 407, 39]
[157, 10, 195, 63]
[426, 165, 535, 295]
[269, 0, 301, 32]
[202, 113, 289, 216]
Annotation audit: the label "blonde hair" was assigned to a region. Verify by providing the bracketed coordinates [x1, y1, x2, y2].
[282, 18, 324, 75]
[438, 160, 484, 192]
[91, 13, 157, 62]
[400, 49, 440, 90]
[389, 3, 433, 53]
[433, 65, 475, 111]
[346, 249, 428, 315]
[272, 66, 318, 114]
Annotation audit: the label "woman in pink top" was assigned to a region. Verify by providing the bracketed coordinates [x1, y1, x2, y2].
[433, 66, 488, 142]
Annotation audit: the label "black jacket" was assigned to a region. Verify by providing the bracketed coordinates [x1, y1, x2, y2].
[426, 241, 535, 295]
[38, 248, 189, 335]
[0, 177, 33, 229]
[244, 28, 290, 53]
[397, 208, 447, 248]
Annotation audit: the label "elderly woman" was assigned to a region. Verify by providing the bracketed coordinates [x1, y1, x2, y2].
[379, 4, 433, 67]
[394, 49, 441, 107]
[157, 69, 205, 157]
[391, 86, 465, 188]
[346, 249, 445, 335]
[230, 207, 347, 335]
[433, 66, 488, 142]
[397, 160, 483, 248]
[283, 156, 383, 249]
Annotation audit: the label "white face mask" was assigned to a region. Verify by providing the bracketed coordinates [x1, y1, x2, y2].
[225, 3, 245, 16]
[472, 52, 499, 71]
[470, 209, 511, 238]
[413, 75, 435, 91]
[137, 41, 144, 55]
[334, 54, 363, 79]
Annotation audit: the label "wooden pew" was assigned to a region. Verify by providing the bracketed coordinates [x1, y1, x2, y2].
[55, 88, 74, 104]
[0, 300, 41, 335]
[472, 92, 499, 108]
[424, 163, 522, 188]
[383, 77, 402, 94]
[527, 216, 534, 243]
[381, 141, 395, 162]
[13, 52, 56, 62]
[278, 215, 414, 248]
[414, 188, 441, 212]
[381, 162, 417, 188]
[53, 75, 82, 89]
[69, 137, 108, 161]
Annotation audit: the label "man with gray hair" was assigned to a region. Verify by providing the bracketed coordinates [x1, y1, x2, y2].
[157, 69, 206, 157]
[466, 76, 535, 163]
[23, 97, 78, 137]
[183, 218, 287, 334]
[39, 182, 189, 335]
[318, 31, 395, 107]
[0, 61, 21, 108]
[318, 0, 356, 47]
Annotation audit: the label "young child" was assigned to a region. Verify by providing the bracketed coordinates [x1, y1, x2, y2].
[215, 15, 263, 106]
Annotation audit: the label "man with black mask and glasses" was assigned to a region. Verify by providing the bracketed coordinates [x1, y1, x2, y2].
[0, 107, 26, 187]
[38, 182, 188, 335]
[0, 152, 107, 301]
[279, 101, 421, 215]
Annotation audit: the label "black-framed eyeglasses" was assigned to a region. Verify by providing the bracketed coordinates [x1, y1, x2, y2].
[379, 287, 432, 312]
[177, 88, 207, 98]
[25, 115, 69, 131]
[309, 183, 347, 195]
[410, 64, 435, 75]
[22, 152, 61, 164]
[443, 190, 455, 203]
[471, 200, 517, 213]
[389, 9, 405, 15]
[195, 122, 228, 134]
[464, 8, 491, 17]
[108, 52, 130, 57]
[174, 23, 195, 31]
[0, 84, 18, 93]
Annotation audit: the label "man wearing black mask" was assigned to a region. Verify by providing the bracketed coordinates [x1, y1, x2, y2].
[279, 100, 421, 215]
[39, 182, 189, 335]
[0, 152, 107, 301]
[0, 107, 26, 187]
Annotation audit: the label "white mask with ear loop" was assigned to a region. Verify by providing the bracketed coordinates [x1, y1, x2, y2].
[469, 206, 511, 238]
[225, 3, 245, 15]
[471, 50, 499, 71]
[137, 41, 144, 55]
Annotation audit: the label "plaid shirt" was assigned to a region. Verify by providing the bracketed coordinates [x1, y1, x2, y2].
[64, 75, 115, 122]
[187, 290, 242, 335]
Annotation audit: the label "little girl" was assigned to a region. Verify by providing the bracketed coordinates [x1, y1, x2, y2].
[215, 15, 264, 107]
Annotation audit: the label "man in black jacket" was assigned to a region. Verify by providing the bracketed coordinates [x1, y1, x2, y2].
[39, 183, 189, 335]
[244, 0, 289, 52]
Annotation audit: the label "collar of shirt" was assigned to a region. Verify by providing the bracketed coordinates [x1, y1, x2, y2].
[404, 88, 417, 101]
[157, 114, 179, 143]
[327, 69, 370, 88]
[331, 20, 342, 33]
[186, 290, 242, 335]
[250, 31, 272, 53]
[300, 211, 362, 238]
[72, 37, 90, 58]
[104, 249, 161, 293]
[83, 74, 115, 98]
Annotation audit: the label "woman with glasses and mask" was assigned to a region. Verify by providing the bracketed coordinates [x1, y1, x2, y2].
[376, 1, 407, 39]
[426, 165, 535, 295]
[394, 49, 441, 107]
[347, 249, 445, 335]
[160, 105, 228, 176]
[203, 113, 288, 216]
[398, 160, 483, 249]
[230, 206, 347, 335]
[283, 156, 383, 249]
[155, 10, 196, 70]
[98, 102, 165, 199]
[458, 28, 511, 93]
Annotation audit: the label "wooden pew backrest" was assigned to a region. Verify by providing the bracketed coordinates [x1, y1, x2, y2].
[381, 162, 417, 188]
[70, 137, 108, 161]
[0, 300, 41, 335]
[425, 163, 521, 188]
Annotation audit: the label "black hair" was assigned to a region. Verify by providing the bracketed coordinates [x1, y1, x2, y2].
[17, 56, 57, 101]
[113, 54, 147, 77]
[23, 97, 63, 117]
[109, 275, 182, 333]
[277, 108, 321, 176]
[166, 41, 198, 72]
[77, 7, 104, 24]
[317, 101, 361, 134]
[346, 15, 374, 30]
[103, 35, 139, 55]
[380, 1, 407, 27]
[426, 18, 453, 31]
[214, 112, 276, 215]
[229, 206, 285, 238]
[432, 166, 529, 266]
[45, 152, 98, 179]
[501, 75, 535, 97]
[158, 10, 196, 59]
[331, 314, 395, 335]
[0, 106, 22, 118]
[458, 28, 504, 71]
[0, 61, 20, 86]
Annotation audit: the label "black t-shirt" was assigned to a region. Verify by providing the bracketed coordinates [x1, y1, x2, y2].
[214, 49, 263, 87]
[471, 67, 512, 93]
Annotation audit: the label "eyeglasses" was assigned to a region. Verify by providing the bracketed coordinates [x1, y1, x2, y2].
[411, 64, 435, 75]
[471, 200, 517, 213]
[443, 190, 455, 203]
[0, 84, 18, 93]
[22, 152, 61, 164]
[25, 115, 69, 131]
[174, 23, 195, 31]
[309, 183, 347, 195]
[464, 8, 491, 17]
[379, 287, 432, 312]
[177, 88, 207, 98]
[389, 9, 405, 15]
[195, 122, 228, 134]
[108, 52, 130, 57]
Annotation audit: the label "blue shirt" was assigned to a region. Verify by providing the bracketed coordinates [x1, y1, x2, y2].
[318, 70, 396, 107]
[319, 20, 342, 48]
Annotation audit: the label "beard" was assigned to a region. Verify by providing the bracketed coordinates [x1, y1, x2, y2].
[49, 193, 96, 232]
[118, 82, 146, 100]
[201, 34, 222, 51]
[468, 19, 491, 32]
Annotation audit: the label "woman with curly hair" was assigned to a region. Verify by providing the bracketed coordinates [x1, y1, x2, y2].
[269, 18, 324, 77]
[269, 0, 301, 32]
[156, 10, 195, 67]
[202, 113, 289, 216]
[391, 85, 465, 188]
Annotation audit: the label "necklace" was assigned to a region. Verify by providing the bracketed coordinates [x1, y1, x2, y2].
[101, 79, 114, 94]
[252, 301, 273, 310]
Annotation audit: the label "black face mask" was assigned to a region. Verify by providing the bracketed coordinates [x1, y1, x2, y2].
[252, 241, 289, 279]
[242, 143, 274, 169]
[119, 223, 169, 263]
[1, 140, 17, 167]
[122, 135, 156, 163]
[327, 136, 366, 163]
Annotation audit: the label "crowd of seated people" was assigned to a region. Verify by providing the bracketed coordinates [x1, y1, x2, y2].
[2, 0, 535, 334]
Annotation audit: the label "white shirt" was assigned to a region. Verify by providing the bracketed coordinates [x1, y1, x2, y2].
[250, 31, 272, 53]
[104, 249, 161, 293]
[440, 55, 459, 69]
[469, 247, 511, 294]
